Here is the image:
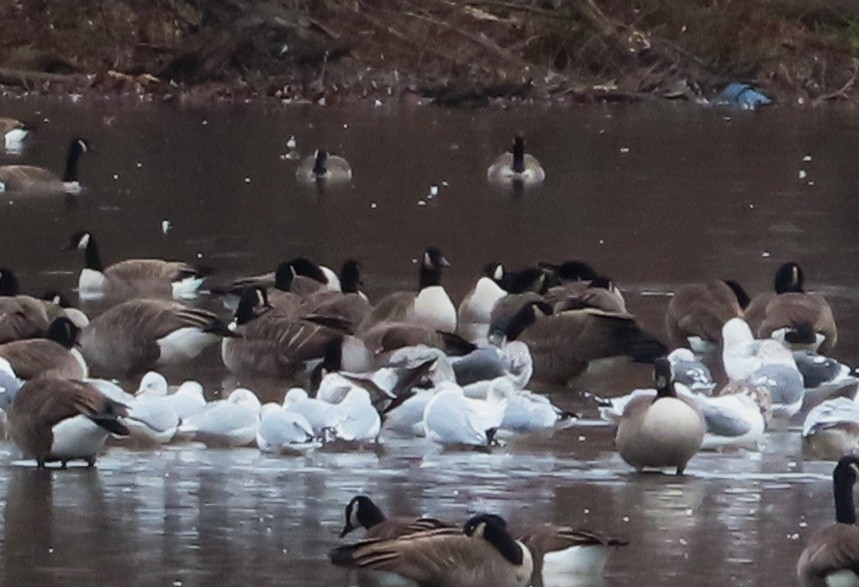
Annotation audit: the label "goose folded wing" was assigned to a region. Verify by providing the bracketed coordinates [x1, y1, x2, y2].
[800, 525, 859, 580]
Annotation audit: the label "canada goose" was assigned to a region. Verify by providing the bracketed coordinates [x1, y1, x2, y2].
[339, 495, 455, 540]
[301, 260, 371, 325]
[39, 290, 90, 330]
[544, 276, 627, 314]
[484, 262, 548, 294]
[65, 230, 208, 301]
[221, 287, 349, 378]
[359, 247, 456, 334]
[330, 513, 533, 587]
[6, 377, 129, 467]
[1, 118, 29, 152]
[802, 398, 859, 460]
[177, 388, 262, 447]
[256, 403, 317, 453]
[458, 275, 508, 344]
[296, 149, 353, 185]
[0, 317, 87, 380]
[615, 357, 705, 474]
[0, 138, 89, 195]
[518, 524, 627, 584]
[797, 455, 859, 586]
[490, 300, 666, 386]
[0, 268, 86, 343]
[78, 298, 235, 378]
[487, 135, 545, 187]
[665, 280, 749, 351]
[745, 262, 837, 353]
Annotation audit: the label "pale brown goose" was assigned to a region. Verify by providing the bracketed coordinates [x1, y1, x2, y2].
[519, 524, 628, 585]
[7, 377, 129, 468]
[745, 262, 837, 354]
[0, 138, 88, 194]
[78, 299, 235, 378]
[221, 287, 349, 378]
[1, 117, 29, 151]
[487, 135, 545, 186]
[330, 513, 533, 587]
[665, 280, 749, 351]
[797, 455, 859, 586]
[65, 230, 208, 301]
[615, 357, 705, 475]
[339, 495, 454, 540]
[0, 317, 87, 380]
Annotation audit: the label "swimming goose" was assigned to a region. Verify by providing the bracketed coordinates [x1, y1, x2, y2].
[1, 118, 28, 152]
[457, 274, 508, 344]
[296, 149, 353, 185]
[0, 138, 88, 195]
[330, 513, 533, 587]
[78, 299, 235, 378]
[797, 455, 859, 586]
[615, 357, 705, 474]
[6, 377, 129, 467]
[0, 317, 87, 380]
[177, 388, 262, 447]
[256, 403, 317, 453]
[339, 495, 454, 540]
[221, 287, 349, 377]
[665, 280, 749, 352]
[745, 262, 837, 353]
[65, 230, 208, 301]
[359, 247, 455, 334]
[490, 300, 666, 386]
[487, 135, 545, 187]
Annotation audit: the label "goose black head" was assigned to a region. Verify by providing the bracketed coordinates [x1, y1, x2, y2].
[511, 135, 526, 174]
[65, 230, 92, 251]
[340, 495, 385, 538]
[47, 317, 80, 349]
[653, 357, 676, 400]
[833, 455, 859, 524]
[419, 247, 450, 288]
[491, 300, 552, 345]
[0, 267, 20, 296]
[484, 262, 505, 284]
[340, 259, 362, 293]
[463, 513, 522, 565]
[41, 290, 71, 307]
[63, 138, 90, 182]
[233, 287, 272, 327]
[312, 150, 329, 176]
[723, 280, 751, 309]
[774, 262, 804, 294]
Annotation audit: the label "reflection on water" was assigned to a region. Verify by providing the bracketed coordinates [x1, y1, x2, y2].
[0, 98, 857, 585]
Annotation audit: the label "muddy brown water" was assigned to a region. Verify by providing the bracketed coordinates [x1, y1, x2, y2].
[0, 96, 857, 585]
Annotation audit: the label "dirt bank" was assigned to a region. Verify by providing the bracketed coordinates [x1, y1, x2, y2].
[1, 0, 858, 106]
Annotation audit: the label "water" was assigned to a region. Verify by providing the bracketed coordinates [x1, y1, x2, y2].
[0, 96, 857, 585]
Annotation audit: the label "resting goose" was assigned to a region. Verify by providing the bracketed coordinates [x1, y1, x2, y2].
[78, 299, 235, 377]
[221, 287, 349, 378]
[615, 357, 706, 474]
[65, 230, 208, 301]
[519, 524, 627, 584]
[296, 149, 353, 185]
[0, 317, 87, 380]
[339, 495, 455, 540]
[487, 135, 545, 187]
[0, 269, 72, 343]
[1, 118, 28, 152]
[484, 262, 548, 294]
[797, 455, 859, 586]
[330, 513, 533, 587]
[0, 138, 88, 195]
[359, 246, 456, 334]
[745, 262, 837, 353]
[6, 377, 129, 467]
[490, 300, 666, 386]
[665, 280, 749, 352]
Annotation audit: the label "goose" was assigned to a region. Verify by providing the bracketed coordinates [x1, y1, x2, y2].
[339, 495, 454, 539]
[39, 290, 90, 330]
[78, 299, 235, 377]
[6, 377, 129, 467]
[1, 118, 28, 152]
[222, 287, 349, 378]
[518, 524, 628, 584]
[256, 403, 317, 453]
[537, 260, 599, 285]
[213, 257, 341, 301]
[457, 274, 508, 344]
[330, 513, 534, 587]
[0, 317, 88, 380]
[301, 260, 371, 326]
[65, 230, 208, 301]
[177, 388, 262, 447]
[797, 455, 859, 586]
[0, 268, 85, 343]
[487, 135, 545, 187]
[745, 262, 837, 353]
[615, 357, 705, 474]
[489, 300, 666, 387]
[296, 149, 352, 185]
[359, 247, 455, 334]
[665, 280, 749, 352]
[484, 262, 548, 294]
[422, 380, 509, 446]
[0, 138, 88, 195]
[803, 398, 859, 460]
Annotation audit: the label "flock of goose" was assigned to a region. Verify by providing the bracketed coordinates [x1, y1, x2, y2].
[2, 117, 859, 586]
